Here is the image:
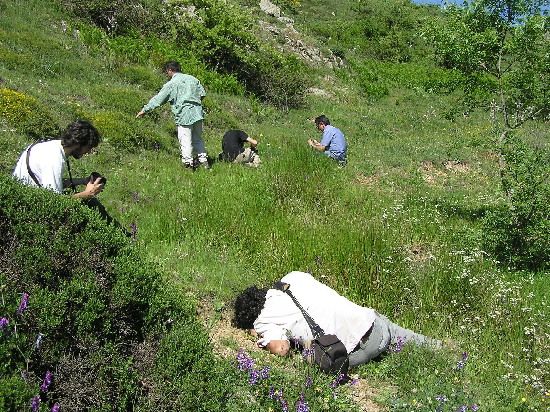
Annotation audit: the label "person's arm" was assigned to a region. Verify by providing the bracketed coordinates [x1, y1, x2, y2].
[136, 82, 172, 118]
[307, 139, 326, 152]
[246, 137, 258, 149]
[265, 340, 291, 356]
[71, 177, 104, 200]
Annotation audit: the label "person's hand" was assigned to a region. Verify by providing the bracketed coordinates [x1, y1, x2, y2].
[83, 177, 104, 198]
[308, 139, 318, 147]
[135, 110, 144, 119]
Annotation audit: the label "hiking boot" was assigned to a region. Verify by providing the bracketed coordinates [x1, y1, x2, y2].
[184, 163, 195, 172]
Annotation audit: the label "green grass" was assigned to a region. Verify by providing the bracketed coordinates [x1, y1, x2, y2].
[1, 0, 548, 410]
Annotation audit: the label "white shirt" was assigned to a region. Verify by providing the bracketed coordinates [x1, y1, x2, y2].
[254, 271, 376, 353]
[13, 140, 67, 194]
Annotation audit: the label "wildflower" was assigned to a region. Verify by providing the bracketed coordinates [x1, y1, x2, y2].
[236, 349, 255, 371]
[305, 376, 312, 387]
[0, 317, 8, 330]
[129, 221, 137, 242]
[249, 369, 260, 385]
[458, 406, 467, 412]
[30, 396, 40, 412]
[132, 190, 139, 204]
[281, 399, 289, 412]
[471, 405, 479, 411]
[457, 352, 468, 370]
[40, 371, 53, 392]
[389, 336, 407, 353]
[295, 392, 309, 412]
[435, 395, 447, 403]
[330, 374, 346, 389]
[35, 333, 44, 349]
[52, 403, 60, 412]
[17, 293, 29, 314]
[261, 365, 270, 380]
[153, 142, 159, 151]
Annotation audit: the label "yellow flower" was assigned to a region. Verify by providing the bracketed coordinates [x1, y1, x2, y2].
[521, 397, 527, 402]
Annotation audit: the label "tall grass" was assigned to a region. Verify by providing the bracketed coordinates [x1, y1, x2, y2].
[0, 0, 548, 410]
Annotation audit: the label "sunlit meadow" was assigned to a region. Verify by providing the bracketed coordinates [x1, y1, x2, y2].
[1, 0, 548, 410]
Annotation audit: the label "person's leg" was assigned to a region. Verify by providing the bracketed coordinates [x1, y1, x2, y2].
[190, 121, 207, 164]
[378, 313, 441, 348]
[177, 125, 193, 166]
[348, 315, 390, 366]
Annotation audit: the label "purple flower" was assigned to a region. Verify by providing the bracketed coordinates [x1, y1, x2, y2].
[457, 352, 468, 370]
[51, 403, 60, 412]
[331, 374, 346, 389]
[40, 371, 53, 392]
[153, 142, 159, 151]
[458, 406, 467, 412]
[295, 392, 309, 412]
[471, 404, 479, 411]
[35, 333, 44, 349]
[132, 190, 139, 204]
[389, 336, 407, 353]
[281, 399, 289, 412]
[17, 293, 29, 315]
[249, 369, 260, 385]
[235, 349, 255, 371]
[435, 395, 447, 403]
[129, 221, 137, 242]
[30, 396, 40, 411]
[261, 365, 270, 380]
[0, 317, 8, 330]
[305, 376, 312, 388]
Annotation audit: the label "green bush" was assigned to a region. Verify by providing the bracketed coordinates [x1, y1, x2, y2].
[482, 135, 550, 270]
[76, 109, 159, 151]
[0, 88, 60, 139]
[0, 174, 232, 410]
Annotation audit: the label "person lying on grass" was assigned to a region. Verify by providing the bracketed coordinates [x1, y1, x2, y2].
[233, 271, 441, 367]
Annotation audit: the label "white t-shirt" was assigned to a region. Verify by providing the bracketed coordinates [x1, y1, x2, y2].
[13, 140, 67, 194]
[254, 271, 376, 353]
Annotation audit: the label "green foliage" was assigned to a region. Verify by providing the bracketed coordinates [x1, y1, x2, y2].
[75, 109, 159, 151]
[0, 88, 60, 139]
[482, 135, 550, 269]
[0, 174, 233, 409]
[426, 0, 550, 130]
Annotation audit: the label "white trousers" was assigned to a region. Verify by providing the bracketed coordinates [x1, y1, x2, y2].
[177, 121, 207, 165]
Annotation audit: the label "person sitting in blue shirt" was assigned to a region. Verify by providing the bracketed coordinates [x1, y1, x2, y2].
[308, 115, 347, 163]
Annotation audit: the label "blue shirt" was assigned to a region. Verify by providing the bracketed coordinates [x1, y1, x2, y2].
[320, 125, 347, 162]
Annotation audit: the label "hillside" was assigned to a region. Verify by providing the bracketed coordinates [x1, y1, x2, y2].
[1, 0, 548, 410]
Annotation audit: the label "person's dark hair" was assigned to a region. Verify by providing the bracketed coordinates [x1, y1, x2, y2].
[233, 286, 268, 330]
[315, 115, 330, 127]
[164, 61, 181, 73]
[60, 120, 101, 149]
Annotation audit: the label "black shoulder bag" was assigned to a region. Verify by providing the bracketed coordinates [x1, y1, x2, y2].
[273, 281, 349, 375]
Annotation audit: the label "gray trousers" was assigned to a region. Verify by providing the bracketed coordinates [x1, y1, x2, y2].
[348, 312, 441, 367]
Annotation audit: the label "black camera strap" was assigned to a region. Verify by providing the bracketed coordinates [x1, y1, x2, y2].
[272, 281, 324, 338]
[25, 141, 43, 187]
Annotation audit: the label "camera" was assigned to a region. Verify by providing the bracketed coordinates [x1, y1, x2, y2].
[90, 172, 107, 185]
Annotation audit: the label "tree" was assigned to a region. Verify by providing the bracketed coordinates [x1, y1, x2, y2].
[427, 0, 550, 269]
[428, 0, 549, 142]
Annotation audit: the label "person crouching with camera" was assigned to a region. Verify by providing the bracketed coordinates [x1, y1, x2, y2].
[13, 119, 122, 231]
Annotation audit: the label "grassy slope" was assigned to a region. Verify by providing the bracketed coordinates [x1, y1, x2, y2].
[1, 0, 548, 410]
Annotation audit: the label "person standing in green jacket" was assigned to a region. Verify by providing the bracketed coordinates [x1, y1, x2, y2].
[136, 61, 210, 170]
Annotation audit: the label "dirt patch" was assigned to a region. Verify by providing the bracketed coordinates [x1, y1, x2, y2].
[354, 173, 380, 186]
[443, 160, 470, 173]
[197, 301, 386, 412]
[404, 243, 435, 264]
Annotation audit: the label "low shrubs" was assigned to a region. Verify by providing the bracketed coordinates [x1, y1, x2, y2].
[0, 88, 60, 139]
[0, 174, 236, 410]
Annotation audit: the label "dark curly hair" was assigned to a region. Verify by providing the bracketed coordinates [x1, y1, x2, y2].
[60, 120, 101, 149]
[233, 286, 268, 330]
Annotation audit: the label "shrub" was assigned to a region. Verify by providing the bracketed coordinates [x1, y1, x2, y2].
[482, 135, 550, 269]
[76, 109, 159, 151]
[0, 174, 239, 410]
[0, 88, 60, 139]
